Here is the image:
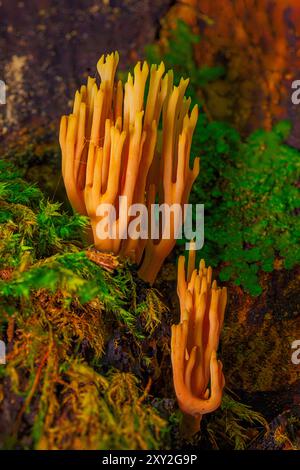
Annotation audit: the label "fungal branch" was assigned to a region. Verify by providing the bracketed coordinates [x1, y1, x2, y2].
[171, 244, 227, 436]
[59, 52, 199, 284]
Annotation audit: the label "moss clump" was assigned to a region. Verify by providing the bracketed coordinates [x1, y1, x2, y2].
[0, 160, 169, 449]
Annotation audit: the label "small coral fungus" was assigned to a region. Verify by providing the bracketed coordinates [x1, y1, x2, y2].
[59, 52, 199, 284]
[171, 244, 227, 436]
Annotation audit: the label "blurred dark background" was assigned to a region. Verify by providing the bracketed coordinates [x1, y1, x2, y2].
[1, 0, 300, 147]
[0, 0, 172, 139]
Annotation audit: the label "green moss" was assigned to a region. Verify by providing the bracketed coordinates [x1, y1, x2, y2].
[0, 160, 168, 450]
[200, 121, 300, 295]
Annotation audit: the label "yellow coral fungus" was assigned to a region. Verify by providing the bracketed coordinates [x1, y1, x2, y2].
[171, 243, 227, 436]
[59, 52, 199, 284]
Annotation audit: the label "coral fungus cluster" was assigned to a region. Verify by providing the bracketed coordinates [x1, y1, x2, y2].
[171, 244, 227, 435]
[59, 52, 199, 284]
[59, 51, 227, 433]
